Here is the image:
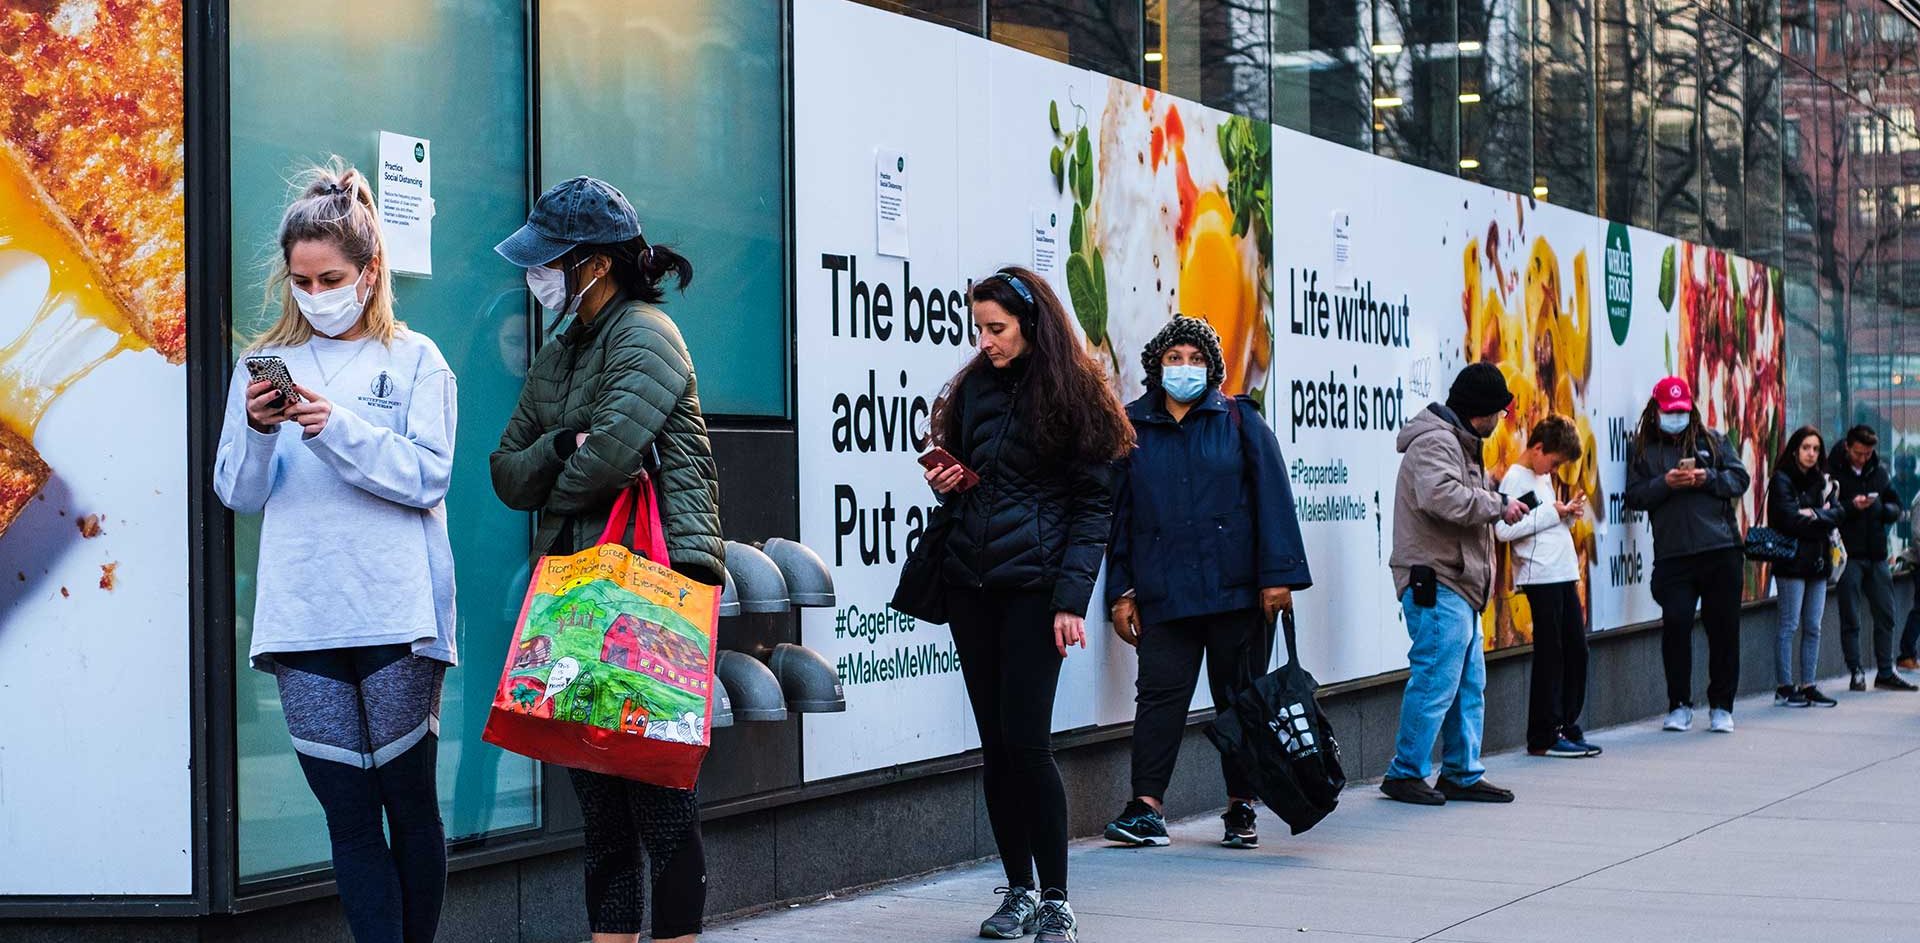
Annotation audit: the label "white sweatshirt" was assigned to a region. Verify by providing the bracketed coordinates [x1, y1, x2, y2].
[1494, 464, 1580, 585]
[213, 331, 458, 671]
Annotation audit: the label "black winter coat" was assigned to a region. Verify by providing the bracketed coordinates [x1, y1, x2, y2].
[1106, 389, 1312, 625]
[1767, 468, 1840, 580]
[1827, 444, 1902, 561]
[938, 359, 1122, 617]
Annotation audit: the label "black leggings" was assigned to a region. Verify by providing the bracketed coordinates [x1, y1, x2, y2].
[948, 587, 1068, 896]
[1131, 608, 1269, 801]
[274, 645, 447, 943]
[568, 769, 707, 938]
[1651, 548, 1744, 711]
[1521, 582, 1589, 750]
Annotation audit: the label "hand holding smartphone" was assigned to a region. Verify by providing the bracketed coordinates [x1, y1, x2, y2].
[243, 356, 304, 408]
[918, 447, 980, 493]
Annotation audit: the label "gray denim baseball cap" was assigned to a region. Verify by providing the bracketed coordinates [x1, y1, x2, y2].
[494, 176, 641, 268]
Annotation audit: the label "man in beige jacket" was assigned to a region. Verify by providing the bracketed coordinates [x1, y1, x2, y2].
[1381, 363, 1528, 806]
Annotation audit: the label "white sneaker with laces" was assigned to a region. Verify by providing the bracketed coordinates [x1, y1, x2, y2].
[1710, 708, 1734, 733]
[1662, 706, 1694, 731]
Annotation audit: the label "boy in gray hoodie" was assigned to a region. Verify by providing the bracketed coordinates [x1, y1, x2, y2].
[1381, 363, 1528, 806]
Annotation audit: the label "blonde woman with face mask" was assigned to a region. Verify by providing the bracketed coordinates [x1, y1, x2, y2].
[214, 158, 458, 943]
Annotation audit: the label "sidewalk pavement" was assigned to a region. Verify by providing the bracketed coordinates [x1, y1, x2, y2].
[708, 680, 1920, 943]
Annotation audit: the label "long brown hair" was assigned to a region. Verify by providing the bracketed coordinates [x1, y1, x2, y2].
[930, 266, 1133, 465]
[1775, 425, 1827, 490]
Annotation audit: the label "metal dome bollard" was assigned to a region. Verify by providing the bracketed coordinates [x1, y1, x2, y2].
[718, 566, 743, 618]
[723, 541, 790, 613]
[710, 669, 736, 728]
[760, 538, 836, 607]
[714, 649, 788, 722]
[768, 642, 847, 712]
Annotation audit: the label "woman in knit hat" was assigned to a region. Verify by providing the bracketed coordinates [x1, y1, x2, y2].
[1101, 316, 1313, 850]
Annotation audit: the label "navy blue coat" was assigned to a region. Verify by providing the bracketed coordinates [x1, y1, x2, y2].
[1106, 388, 1312, 625]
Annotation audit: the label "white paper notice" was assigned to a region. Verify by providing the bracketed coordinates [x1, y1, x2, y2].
[378, 131, 434, 277]
[1331, 209, 1353, 290]
[1031, 209, 1061, 276]
[876, 149, 909, 258]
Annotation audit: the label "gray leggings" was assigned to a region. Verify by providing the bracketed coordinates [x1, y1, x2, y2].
[1776, 577, 1828, 688]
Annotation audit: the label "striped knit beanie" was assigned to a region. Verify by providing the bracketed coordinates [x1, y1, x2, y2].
[1141, 315, 1227, 391]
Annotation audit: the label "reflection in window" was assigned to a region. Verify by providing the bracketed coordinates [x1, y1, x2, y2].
[1146, 0, 1272, 119]
[1458, 0, 1531, 194]
[1650, 0, 1701, 241]
[1702, 20, 1744, 250]
[1597, 0, 1654, 226]
[1745, 45, 1784, 266]
[1373, 0, 1461, 174]
[1273, 0, 1375, 149]
[852, 0, 986, 31]
[1533, 0, 1595, 211]
[991, 0, 1144, 82]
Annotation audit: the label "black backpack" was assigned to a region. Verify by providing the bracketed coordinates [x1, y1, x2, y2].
[1205, 611, 1346, 834]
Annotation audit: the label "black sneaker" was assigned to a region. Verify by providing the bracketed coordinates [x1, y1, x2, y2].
[1103, 799, 1169, 847]
[1850, 670, 1868, 692]
[1799, 685, 1838, 707]
[1033, 893, 1077, 943]
[1876, 673, 1918, 691]
[1221, 800, 1259, 848]
[1437, 777, 1515, 803]
[980, 886, 1040, 939]
[1776, 685, 1810, 707]
[1380, 776, 1446, 805]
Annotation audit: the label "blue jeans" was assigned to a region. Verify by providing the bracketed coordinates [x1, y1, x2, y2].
[1386, 585, 1486, 786]
[1775, 577, 1827, 688]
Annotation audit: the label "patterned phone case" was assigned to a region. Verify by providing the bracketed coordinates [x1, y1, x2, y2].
[243, 356, 303, 405]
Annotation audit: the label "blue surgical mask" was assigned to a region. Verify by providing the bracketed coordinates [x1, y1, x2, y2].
[1162, 364, 1208, 404]
[1657, 412, 1690, 436]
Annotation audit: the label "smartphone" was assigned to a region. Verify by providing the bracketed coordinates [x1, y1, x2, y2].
[1518, 492, 1542, 510]
[917, 447, 980, 491]
[1676, 457, 1698, 472]
[1409, 564, 1438, 608]
[243, 356, 303, 408]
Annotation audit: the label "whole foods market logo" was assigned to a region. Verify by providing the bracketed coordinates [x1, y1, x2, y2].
[414, 142, 426, 163]
[1605, 223, 1632, 345]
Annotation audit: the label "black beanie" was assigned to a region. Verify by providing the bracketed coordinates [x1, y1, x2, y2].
[1140, 315, 1227, 391]
[1446, 362, 1513, 419]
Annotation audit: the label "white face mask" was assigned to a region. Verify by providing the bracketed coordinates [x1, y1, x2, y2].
[294, 271, 367, 337]
[526, 258, 596, 315]
[1657, 412, 1691, 436]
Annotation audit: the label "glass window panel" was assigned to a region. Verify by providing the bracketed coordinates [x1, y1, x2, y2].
[1273, 0, 1376, 149]
[1532, 0, 1596, 211]
[1597, 0, 1656, 225]
[229, 0, 538, 882]
[1457, 0, 1532, 193]
[1373, 0, 1462, 173]
[1744, 0, 1782, 51]
[1783, 0, 1816, 67]
[1783, 66, 1822, 425]
[1650, 0, 1701, 241]
[991, 0, 1145, 82]
[1746, 44, 1785, 266]
[539, 2, 789, 418]
[852, 0, 986, 31]
[1702, 19, 1744, 250]
[1149, 0, 1273, 120]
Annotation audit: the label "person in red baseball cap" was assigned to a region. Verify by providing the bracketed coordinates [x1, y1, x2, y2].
[1624, 376, 1751, 735]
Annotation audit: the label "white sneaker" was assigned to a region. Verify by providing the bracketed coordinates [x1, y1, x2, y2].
[1710, 708, 1734, 733]
[1663, 706, 1694, 731]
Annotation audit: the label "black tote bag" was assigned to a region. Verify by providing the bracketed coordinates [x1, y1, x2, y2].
[1205, 611, 1346, 835]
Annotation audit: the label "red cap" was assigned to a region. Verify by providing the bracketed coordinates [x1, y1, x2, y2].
[1652, 376, 1693, 412]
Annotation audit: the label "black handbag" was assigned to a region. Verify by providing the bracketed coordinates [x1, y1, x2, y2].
[1742, 525, 1798, 563]
[889, 503, 956, 624]
[1205, 611, 1346, 835]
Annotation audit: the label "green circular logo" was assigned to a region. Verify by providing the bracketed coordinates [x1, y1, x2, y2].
[1050, 213, 1057, 226]
[414, 142, 426, 163]
[1605, 223, 1632, 345]
[896, 156, 905, 172]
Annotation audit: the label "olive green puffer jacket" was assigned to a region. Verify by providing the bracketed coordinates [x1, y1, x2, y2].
[490, 293, 725, 584]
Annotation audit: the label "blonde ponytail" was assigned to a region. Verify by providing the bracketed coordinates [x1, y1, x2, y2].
[249, 156, 403, 350]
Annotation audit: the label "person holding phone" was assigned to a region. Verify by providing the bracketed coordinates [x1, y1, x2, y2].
[489, 176, 720, 943]
[1099, 316, 1311, 851]
[1380, 363, 1528, 806]
[1826, 424, 1915, 692]
[1768, 426, 1842, 707]
[922, 267, 1130, 943]
[1494, 415, 1597, 758]
[1624, 377, 1751, 734]
[213, 159, 458, 943]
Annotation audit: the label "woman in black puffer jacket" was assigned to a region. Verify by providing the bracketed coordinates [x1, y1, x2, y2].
[922, 266, 1131, 942]
[1768, 425, 1842, 708]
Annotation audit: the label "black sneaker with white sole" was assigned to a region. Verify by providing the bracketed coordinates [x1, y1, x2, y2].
[1103, 799, 1169, 847]
[1799, 685, 1838, 707]
[980, 886, 1040, 939]
[1221, 800, 1259, 848]
[1033, 893, 1077, 943]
